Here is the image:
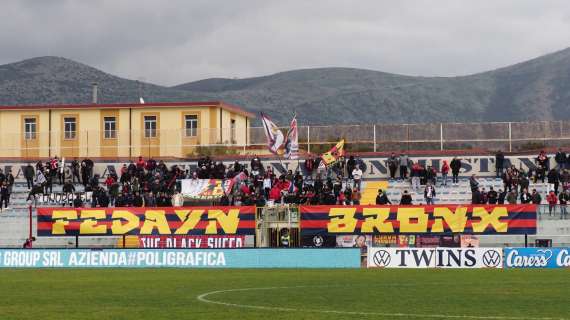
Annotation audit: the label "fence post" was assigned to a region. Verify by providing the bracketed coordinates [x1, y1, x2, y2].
[373, 125, 377, 153]
[307, 126, 311, 154]
[508, 122, 512, 152]
[440, 123, 444, 151]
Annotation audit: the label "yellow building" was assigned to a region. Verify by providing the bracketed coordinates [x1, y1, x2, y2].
[0, 101, 255, 159]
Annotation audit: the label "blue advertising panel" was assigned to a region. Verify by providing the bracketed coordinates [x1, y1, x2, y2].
[0, 249, 361, 269]
[503, 247, 570, 268]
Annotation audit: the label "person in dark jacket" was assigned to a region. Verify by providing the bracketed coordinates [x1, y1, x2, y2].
[555, 148, 567, 170]
[0, 182, 10, 209]
[520, 189, 532, 204]
[531, 189, 542, 204]
[387, 153, 399, 180]
[450, 157, 461, 184]
[547, 168, 560, 194]
[471, 187, 481, 204]
[495, 150, 505, 178]
[132, 192, 144, 207]
[559, 189, 569, 218]
[487, 186, 498, 204]
[24, 164, 35, 189]
[400, 190, 413, 205]
[469, 174, 479, 193]
[497, 189, 507, 204]
[375, 189, 391, 205]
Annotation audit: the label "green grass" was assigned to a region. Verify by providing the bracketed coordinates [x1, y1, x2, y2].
[0, 269, 568, 319]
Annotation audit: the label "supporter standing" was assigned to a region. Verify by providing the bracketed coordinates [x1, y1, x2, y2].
[506, 190, 518, 204]
[559, 189, 569, 219]
[469, 174, 479, 193]
[487, 186, 498, 204]
[471, 187, 481, 204]
[410, 162, 421, 191]
[387, 153, 399, 180]
[399, 153, 409, 180]
[531, 189, 542, 205]
[555, 148, 567, 170]
[497, 189, 507, 204]
[441, 160, 449, 186]
[520, 189, 531, 204]
[24, 164, 35, 189]
[495, 150, 505, 178]
[0, 182, 10, 210]
[450, 157, 461, 184]
[400, 190, 413, 205]
[375, 189, 391, 205]
[546, 190, 558, 216]
[424, 183, 436, 205]
[547, 168, 560, 194]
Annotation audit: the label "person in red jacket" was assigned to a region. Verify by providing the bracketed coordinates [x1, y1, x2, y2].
[441, 160, 450, 186]
[546, 190, 558, 216]
[269, 185, 281, 202]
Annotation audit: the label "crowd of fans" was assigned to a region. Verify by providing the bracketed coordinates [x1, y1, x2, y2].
[22, 155, 367, 208]
[26, 156, 183, 208]
[13, 149, 570, 216]
[380, 149, 569, 217]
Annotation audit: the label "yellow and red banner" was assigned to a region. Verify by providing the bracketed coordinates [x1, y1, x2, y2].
[300, 205, 537, 235]
[37, 206, 255, 236]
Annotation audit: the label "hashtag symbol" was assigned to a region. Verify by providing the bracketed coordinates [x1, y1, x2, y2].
[128, 252, 136, 265]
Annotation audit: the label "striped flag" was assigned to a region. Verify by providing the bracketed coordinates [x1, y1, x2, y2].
[284, 115, 299, 160]
[261, 113, 284, 154]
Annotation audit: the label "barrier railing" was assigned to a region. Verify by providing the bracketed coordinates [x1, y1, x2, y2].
[6, 119, 570, 158]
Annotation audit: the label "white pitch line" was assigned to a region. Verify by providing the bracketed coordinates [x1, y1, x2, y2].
[196, 286, 566, 320]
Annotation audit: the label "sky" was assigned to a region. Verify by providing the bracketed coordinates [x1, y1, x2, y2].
[1, 0, 570, 86]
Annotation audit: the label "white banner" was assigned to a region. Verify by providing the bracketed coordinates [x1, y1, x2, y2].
[180, 179, 233, 200]
[367, 247, 503, 269]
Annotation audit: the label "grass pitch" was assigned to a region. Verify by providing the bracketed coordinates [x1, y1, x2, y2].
[0, 269, 568, 320]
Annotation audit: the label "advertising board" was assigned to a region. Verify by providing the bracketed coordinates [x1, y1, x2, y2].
[0, 249, 361, 268]
[367, 247, 503, 268]
[503, 248, 570, 268]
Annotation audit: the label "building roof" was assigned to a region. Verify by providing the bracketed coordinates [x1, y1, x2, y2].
[0, 101, 256, 118]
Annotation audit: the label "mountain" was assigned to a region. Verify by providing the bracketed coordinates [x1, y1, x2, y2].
[2, 47, 570, 125]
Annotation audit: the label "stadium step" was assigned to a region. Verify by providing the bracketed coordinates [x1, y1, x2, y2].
[361, 181, 388, 205]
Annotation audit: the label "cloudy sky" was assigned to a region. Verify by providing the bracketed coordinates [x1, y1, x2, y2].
[1, 0, 570, 86]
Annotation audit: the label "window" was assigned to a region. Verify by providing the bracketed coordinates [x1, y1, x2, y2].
[184, 114, 198, 137]
[64, 117, 76, 139]
[104, 117, 116, 139]
[144, 115, 157, 138]
[24, 118, 37, 140]
[230, 119, 236, 144]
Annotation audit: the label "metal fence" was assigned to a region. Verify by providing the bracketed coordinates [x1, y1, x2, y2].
[6, 120, 570, 158]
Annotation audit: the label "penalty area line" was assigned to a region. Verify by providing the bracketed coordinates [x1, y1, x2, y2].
[196, 286, 566, 320]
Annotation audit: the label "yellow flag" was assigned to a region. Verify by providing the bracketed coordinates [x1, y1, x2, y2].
[320, 139, 345, 167]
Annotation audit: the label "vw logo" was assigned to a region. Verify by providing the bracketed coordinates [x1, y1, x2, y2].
[312, 235, 324, 247]
[482, 250, 501, 267]
[372, 250, 391, 267]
